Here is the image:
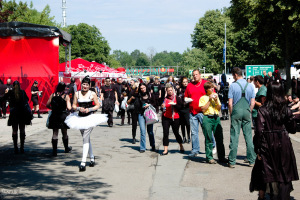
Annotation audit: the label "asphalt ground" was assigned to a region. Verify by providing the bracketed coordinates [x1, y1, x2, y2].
[0, 112, 299, 200]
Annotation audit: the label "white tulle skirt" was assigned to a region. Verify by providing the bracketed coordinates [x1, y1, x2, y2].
[65, 112, 108, 130]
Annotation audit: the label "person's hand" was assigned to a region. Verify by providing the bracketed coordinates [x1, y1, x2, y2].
[257, 154, 262, 160]
[144, 103, 149, 109]
[161, 103, 165, 108]
[5, 88, 8, 93]
[213, 93, 218, 100]
[115, 101, 120, 105]
[209, 94, 214, 100]
[79, 107, 85, 113]
[40, 91, 43, 93]
[131, 96, 135, 100]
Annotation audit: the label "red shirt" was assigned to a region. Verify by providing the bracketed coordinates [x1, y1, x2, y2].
[184, 80, 207, 115]
[163, 95, 180, 119]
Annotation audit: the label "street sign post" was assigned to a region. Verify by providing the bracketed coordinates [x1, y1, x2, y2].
[246, 65, 274, 77]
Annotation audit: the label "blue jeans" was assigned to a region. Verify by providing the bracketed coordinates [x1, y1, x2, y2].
[138, 114, 155, 151]
[189, 112, 204, 154]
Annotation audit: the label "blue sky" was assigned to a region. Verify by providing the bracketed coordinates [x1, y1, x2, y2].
[17, 0, 231, 54]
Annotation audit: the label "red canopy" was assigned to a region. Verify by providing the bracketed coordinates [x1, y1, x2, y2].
[59, 58, 120, 73]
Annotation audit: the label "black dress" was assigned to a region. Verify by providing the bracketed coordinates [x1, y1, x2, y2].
[250, 106, 299, 195]
[31, 86, 39, 106]
[7, 90, 32, 126]
[48, 94, 69, 129]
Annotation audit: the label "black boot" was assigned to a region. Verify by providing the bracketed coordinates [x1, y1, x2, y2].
[62, 137, 72, 153]
[12, 134, 18, 154]
[121, 116, 125, 126]
[20, 133, 26, 154]
[52, 139, 58, 156]
[37, 110, 43, 118]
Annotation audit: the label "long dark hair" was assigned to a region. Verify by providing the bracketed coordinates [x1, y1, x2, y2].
[138, 83, 149, 96]
[13, 81, 21, 102]
[265, 81, 287, 124]
[55, 82, 66, 95]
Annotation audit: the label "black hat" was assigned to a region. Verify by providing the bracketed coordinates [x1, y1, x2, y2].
[34, 80, 38, 84]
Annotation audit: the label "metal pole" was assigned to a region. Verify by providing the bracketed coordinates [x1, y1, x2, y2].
[68, 43, 71, 72]
[224, 23, 226, 74]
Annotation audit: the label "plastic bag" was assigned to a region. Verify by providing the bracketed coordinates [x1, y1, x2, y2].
[144, 105, 159, 125]
[121, 97, 128, 110]
[114, 103, 119, 113]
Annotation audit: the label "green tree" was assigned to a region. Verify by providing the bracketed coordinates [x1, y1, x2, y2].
[181, 48, 218, 74]
[66, 23, 111, 65]
[1, 0, 56, 26]
[112, 50, 134, 67]
[130, 49, 141, 64]
[230, 0, 300, 93]
[135, 53, 150, 66]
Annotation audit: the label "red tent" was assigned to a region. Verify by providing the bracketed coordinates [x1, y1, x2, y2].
[0, 22, 71, 112]
[59, 58, 126, 79]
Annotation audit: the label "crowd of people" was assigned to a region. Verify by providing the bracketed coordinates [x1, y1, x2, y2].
[1, 67, 299, 199]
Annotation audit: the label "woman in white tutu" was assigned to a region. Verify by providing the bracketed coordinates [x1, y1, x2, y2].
[65, 76, 107, 172]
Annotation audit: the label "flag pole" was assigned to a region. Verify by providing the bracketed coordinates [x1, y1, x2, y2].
[224, 23, 226, 74]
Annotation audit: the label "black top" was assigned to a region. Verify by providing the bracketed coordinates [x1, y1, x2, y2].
[51, 93, 67, 113]
[177, 86, 189, 109]
[151, 83, 161, 96]
[135, 93, 155, 114]
[114, 83, 124, 102]
[0, 83, 7, 97]
[101, 85, 116, 101]
[31, 86, 39, 97]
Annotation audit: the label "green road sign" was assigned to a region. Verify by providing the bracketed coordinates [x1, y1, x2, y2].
[246, 65, 274, 77]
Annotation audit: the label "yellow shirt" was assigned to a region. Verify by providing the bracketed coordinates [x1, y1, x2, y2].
[199, 95, 221, 115]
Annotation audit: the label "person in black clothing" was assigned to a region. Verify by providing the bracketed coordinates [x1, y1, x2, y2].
[0, 79, 8, 118]
[46, 82, 72, 156]
[101, 77, 118, 127]
[127, 80, 139, 144]
[31, 80, 43, 118]
[177, 77, 190, 143]
[67, 78, 77, 106]
[151, 77, 161, 113]
[6, 81, 32, 154]
[160, 80, 166, 106]
[218, 74, 229, 120]
[115, 77, 126, 125]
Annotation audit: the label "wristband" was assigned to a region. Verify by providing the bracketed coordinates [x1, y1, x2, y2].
[76, 107, 81, 111]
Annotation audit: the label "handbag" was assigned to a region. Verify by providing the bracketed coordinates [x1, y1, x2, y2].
[46, 111, 52, 128]
[127, 104, 135, 111]
[144, 105, 159, 125]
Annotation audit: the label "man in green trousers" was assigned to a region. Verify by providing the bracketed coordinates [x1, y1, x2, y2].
[228, 67, 256, 168]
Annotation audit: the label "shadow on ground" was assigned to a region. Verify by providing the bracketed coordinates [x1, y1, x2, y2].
[0, 140, 112, 199]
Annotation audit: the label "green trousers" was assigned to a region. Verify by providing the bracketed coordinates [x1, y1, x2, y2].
[228, 98, 256, 165]
[202, 116, 225, 161]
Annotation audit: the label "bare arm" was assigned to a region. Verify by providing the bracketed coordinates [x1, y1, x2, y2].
[72, 92, 78, 110]
[228, 98, 233, 115]
[250, 98, 255, 112]
[46, 94, 53, 109]
[65, 95, 72, 110]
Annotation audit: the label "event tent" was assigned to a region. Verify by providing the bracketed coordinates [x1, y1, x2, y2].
[0, 21, 71, 112]
[59, 58, 127, 79]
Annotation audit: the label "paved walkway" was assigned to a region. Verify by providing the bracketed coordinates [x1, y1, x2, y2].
[0, 112, 299, 199]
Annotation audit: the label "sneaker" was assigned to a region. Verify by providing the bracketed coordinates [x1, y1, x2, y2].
[140, 150, 145, 153]
[189, 152, 198, 157]
[132, 139, 136, 144]
[212, 147, 217, 155]
[228, 163, 235, 168]
[150, 146, 156, 152]
[207, 159, 217, 164]
[249, 163, 254, 167]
